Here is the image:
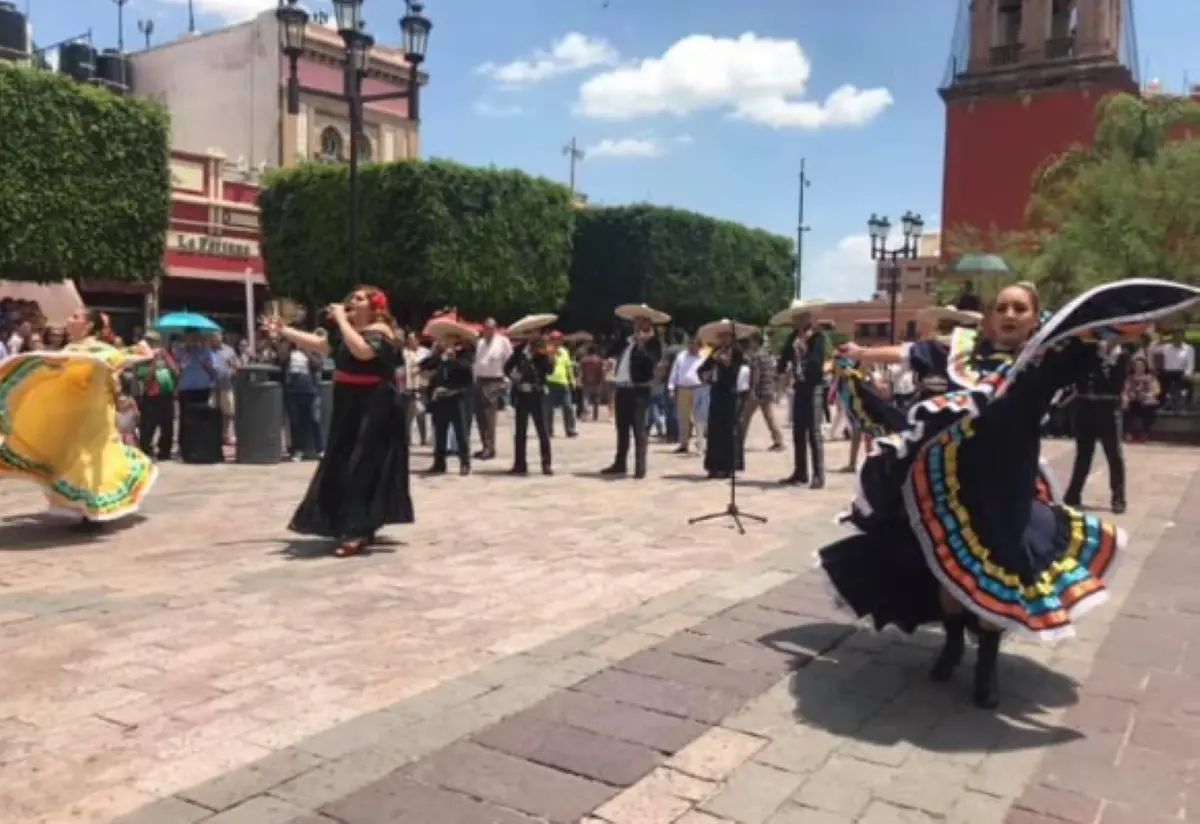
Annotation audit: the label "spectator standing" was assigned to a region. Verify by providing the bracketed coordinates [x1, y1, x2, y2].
[403, 334, 430, 445]
[209, 333, 240, 445]
[1152, 330, 1194, 410]
[740, 332, 784, 451]
[132, 331, 178, 461]
[544, 332, 578, 437]
[472, 318, 511, 460]
[1123, 357, 1161, 442]
[578, 345, 606, 421]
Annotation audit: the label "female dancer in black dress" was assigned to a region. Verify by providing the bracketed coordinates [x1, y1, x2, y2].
[699, 330, 746, 480]
[817, 279, 1200, 708]
[262, 286, 413, 557]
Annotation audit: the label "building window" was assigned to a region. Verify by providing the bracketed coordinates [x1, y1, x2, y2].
[355, 134, 373, 161]
[318, 127, 343, 161]
[854, 322, 892, 341]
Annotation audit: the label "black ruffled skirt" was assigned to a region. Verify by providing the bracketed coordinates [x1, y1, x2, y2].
[819, 279, 1200, 640]
[289, 381, 413, 539]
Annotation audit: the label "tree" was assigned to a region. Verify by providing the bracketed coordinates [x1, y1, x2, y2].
[564, 205, 794, 332]
[0, 65, 171, 283]
[1025, 93, 1200, 297]
[258, 160, 575, 324]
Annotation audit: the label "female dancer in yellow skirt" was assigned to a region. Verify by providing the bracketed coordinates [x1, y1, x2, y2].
[0, 308, 157, 527]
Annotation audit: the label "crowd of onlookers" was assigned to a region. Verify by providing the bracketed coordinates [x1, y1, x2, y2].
[2, 296, 1198, 458]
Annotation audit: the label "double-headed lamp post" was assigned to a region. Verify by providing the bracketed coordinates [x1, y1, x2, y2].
[276, 0, 432, 292]
[867, 210, 925, 344]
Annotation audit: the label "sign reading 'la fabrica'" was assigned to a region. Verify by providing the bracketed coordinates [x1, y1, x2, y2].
[171, 233, 256, 259]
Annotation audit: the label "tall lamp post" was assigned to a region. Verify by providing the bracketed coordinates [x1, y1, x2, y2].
[867, 211, 924, 343]
[276, 0, 432, 291]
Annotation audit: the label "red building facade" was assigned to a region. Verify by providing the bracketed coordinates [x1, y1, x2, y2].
[938, 0, 1137, 253]
[81, 149, 267, 339]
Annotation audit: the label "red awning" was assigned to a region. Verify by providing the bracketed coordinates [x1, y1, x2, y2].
[166, 266, 268, 286]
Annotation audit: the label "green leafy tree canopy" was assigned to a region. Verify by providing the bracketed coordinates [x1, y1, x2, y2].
[258, 159, 575, 324]
[947, 93, 1200, 307]
[565, 204, 794, 332]
[0, 65, 171, 283]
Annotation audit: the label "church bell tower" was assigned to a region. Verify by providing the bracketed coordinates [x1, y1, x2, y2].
[939, 0, 1138, 248]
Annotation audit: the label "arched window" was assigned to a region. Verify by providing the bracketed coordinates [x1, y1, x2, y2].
[355, 134, 373, 161]
[318, 127, 343, 160]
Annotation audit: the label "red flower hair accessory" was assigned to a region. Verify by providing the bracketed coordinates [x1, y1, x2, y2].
[370, 292, 389, 312]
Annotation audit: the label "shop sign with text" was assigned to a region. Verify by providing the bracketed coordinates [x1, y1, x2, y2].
[170, 233, 258, 259]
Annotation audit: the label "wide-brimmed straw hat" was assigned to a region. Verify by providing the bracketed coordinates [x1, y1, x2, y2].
[615, 303, 671, 324]
[507, 313, 558, 337]
[768, 298, 828, 327]
[426, 318, 480, 343]
[917, 304, 984, 326]
[696, 319, 757, 346]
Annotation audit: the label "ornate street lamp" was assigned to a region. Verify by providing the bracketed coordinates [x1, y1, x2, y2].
[277, 0, 432, 291]
[330, 0, 364, 36]
[867, 210, 925, 343]
[276, 0, 309, 115]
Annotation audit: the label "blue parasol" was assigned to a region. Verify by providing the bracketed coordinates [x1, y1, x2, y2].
[156, 311, 221, 332]
[951, 253, 1012, 275]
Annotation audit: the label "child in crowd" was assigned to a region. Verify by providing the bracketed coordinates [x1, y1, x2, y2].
[116, 393, 139, 446]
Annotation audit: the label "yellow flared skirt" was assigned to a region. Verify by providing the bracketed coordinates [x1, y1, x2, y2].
[0, 342, 157, 521]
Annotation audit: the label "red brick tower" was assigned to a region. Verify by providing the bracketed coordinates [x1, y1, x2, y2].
[939, 0, 1138, 249]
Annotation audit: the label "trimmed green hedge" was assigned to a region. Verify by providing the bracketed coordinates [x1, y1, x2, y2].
[258, 159, 575, 321]
[564, 205, 794, 332]
[0, 65, 171, 283]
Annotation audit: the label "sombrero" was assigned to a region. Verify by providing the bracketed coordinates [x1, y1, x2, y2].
[507, 313, 558, 337]
[769, 298, 828, 327]
[426, 317, 480, 342]
[615, 303, 671, 324]
[696, 319, 757, 346]
[917, 304, 983, 326]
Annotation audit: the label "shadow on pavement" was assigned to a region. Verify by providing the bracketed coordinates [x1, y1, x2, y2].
[0, 513, 147, 550]
[269, 538, 399, 560]
[760, 621, 1083, 755]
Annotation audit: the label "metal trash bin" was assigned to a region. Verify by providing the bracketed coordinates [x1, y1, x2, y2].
[235, 364, 284, 464]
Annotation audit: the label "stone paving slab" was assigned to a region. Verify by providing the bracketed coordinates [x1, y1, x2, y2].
[92, 438, 1191, 824]
[0, 415, 864, 823]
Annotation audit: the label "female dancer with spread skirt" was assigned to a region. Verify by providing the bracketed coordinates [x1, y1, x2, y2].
[261, 286, 413, 557]
[817, 279, 1200, 708]
[0, 307, 157, 530]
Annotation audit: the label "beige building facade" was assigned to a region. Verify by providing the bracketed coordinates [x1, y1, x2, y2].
[129, 11, 422, 173]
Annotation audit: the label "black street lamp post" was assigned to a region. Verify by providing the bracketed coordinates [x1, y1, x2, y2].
[867, 211, 925, 344]
[276, 0, 432, 292]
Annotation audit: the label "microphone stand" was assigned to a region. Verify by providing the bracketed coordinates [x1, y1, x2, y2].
[688, 320, 767, 535]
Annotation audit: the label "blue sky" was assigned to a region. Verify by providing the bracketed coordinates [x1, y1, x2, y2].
[25, 0, 1200, 301]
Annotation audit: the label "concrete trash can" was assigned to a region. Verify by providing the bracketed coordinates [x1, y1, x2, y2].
[235, 364, 284, 464]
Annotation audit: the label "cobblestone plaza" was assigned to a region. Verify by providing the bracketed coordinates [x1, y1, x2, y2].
[0, 422, 1195, 823]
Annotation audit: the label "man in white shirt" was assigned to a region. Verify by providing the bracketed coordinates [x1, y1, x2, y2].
[668, 338, 705, 454]
[601, 318, 661, 478]
[1152, 330, 1194, 410]
[472, 318, 512, 460]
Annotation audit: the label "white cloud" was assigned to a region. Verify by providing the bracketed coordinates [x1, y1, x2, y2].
[576, 33, 892, 129]
[584, 133, 692, 159]
[473, 101, 524, 118]
[477, 33, 618, 88]
[804, 235, 877, 302]
[160, 0, 272, 23]
[586, 138, 663, 158]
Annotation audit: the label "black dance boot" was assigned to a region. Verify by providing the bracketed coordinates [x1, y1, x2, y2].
[930, 615, 966, 681]
[974, 631, 1002, 709]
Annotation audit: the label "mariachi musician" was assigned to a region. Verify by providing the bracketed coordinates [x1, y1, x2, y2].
[600, 303, 667, 479]
[504, 313, 557, 476]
